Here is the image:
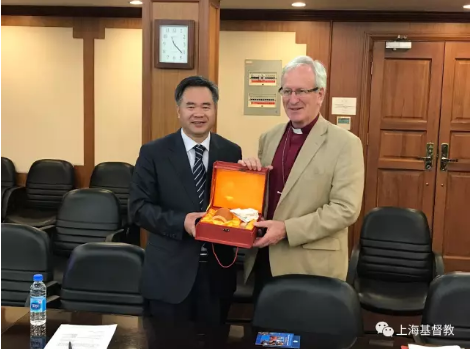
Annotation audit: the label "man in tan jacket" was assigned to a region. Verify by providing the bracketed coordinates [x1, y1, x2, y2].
[239, 56, 364, 299]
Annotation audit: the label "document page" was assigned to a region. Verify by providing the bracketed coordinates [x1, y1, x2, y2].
[408, 345, 461, 349]
[44, 324, 117, 349]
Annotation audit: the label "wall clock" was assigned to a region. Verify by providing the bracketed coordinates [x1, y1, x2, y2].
[154, 19, 195, 69]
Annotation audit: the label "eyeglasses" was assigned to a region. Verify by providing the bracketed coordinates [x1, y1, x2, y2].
[278, 87, 319, 97]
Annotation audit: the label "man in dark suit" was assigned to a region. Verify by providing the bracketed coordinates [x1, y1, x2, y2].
[129, 76, 242, 325]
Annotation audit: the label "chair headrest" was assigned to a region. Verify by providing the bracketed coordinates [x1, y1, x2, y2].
[253, 274, 363, 339]
[361, 207, 431, 243]
[90, 162, 134, 189]
[57, 188, 121, 226]
[1, 223, 51, 271]
[62, 242, 145, 293]
[27, 159, 74, 186]
[1, 157, 17, 186]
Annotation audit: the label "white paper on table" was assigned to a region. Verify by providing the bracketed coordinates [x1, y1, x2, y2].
[230, 208, 259, 223]
[44, 324, 117, 349]
[408, 345, 461, 349]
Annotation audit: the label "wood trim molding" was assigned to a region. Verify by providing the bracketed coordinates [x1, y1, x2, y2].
[142, 0, 153, 145]
[1, 5, 142, 18]
[5, 6, 470, 23]
[220, 9, 470, 23]
[198, 0, 210, 78]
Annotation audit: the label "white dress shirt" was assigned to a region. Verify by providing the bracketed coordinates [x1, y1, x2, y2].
[181, 129, 210, 251]
[180, 129, 210, 171]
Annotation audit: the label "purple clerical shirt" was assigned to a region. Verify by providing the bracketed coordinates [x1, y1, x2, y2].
[266, 115, 319, 220]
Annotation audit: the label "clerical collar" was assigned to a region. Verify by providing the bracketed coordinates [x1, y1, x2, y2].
[289, 115, 319, 135]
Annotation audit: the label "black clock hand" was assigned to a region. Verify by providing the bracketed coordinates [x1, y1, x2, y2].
[171, 37, 182, 54]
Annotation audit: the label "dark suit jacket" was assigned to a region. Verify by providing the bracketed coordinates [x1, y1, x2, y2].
[129, 130, 242, 304]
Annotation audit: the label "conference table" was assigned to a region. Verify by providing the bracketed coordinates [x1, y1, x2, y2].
[1, 306, 412, 349]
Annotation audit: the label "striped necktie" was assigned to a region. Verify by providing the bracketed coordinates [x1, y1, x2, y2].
[193, 144, 206, 210]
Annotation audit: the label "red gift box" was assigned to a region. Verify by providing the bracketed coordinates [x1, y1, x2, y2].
[195, 161, 269, 250]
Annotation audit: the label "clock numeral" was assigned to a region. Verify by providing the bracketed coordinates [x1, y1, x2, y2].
[183, 35, 186, 39]
[164, 34, 167, 38]
[167, 55, 170, 58]
[180, 56, 183, 60]
[173, 28, 176, 32]
[165, 28, 169, 32]
[163, 50, 166, 54]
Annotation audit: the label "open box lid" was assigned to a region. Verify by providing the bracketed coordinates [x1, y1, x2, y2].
[208, 161, 269, 213]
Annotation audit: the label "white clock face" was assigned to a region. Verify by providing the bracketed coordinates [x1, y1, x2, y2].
[159, 25, 189, 64]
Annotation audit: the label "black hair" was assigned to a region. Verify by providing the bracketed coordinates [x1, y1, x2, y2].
[174, 76, 219, 106]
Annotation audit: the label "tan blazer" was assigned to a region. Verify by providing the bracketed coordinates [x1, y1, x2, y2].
[244, 115, 365, 282]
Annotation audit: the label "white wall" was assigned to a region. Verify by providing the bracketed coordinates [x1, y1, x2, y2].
[217, 31, 306, 157]
[94, 28, 142, 166]
[1, 26, 84, 172]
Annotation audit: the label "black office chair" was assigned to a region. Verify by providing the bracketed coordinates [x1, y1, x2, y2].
[4, 159, 74, 228]
[347, 207, 444, 316]
[1, 223, 59, 307]
[89, 162, 134, 224]
[60, 242, 145, 316]
[253, 274, 363, 349]
[1, 157, 18, 221]
[46, 188, 126, 281]
[89, 162, 138, 244]
[414, 272, 470, 347]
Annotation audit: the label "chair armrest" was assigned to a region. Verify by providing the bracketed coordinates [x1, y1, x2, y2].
[45, 280, 60, 297]
[105, 228, 126, 242]
[3, 186, 26, 217]
[434, 252, 445, 276]
[46, 295, 61, 308]
[346, 243, 361, 286]
[40, 225, 56, 232]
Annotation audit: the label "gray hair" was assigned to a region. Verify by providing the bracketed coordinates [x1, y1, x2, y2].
[281, 56, 327, 90]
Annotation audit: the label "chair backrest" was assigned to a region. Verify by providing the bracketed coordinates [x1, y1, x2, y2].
[1, 157, 17, 190]
[61, 242, 145, 315]
[421, 272, 470, 346]
[253, 274, 363, 346]
[53, 188, 122, 255]
[358, 207, 434, 283]
[1, 223, 53, 306]
[25, 159, 75, 210]
[89, 162, 134, 215]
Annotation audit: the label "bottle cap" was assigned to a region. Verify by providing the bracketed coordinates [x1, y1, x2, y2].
[33, 274, 43, 282]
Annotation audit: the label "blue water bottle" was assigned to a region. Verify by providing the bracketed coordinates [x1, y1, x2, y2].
[30, 274, 47, 331]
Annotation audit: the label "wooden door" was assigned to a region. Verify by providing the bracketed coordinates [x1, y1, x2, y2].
[432, 42, 470, 272]
[365, 41, 445, 226]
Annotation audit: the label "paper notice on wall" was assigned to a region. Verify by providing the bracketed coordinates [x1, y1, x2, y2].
[332, 97, 357, 116]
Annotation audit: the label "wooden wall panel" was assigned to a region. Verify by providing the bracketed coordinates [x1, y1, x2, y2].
[150, 3, 200, 141]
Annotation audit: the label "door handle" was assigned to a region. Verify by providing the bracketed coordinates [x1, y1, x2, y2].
[440, 143, 458, 171]
[416, 142, 434, 170]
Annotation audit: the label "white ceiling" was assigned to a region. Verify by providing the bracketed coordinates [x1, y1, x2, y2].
[1, 0, 470, 11]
